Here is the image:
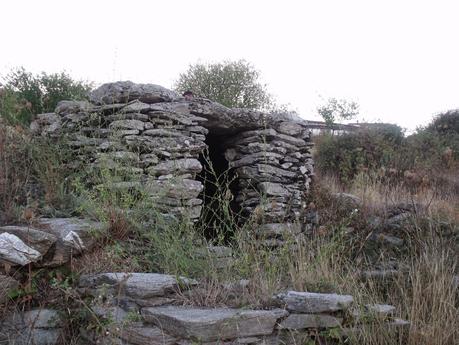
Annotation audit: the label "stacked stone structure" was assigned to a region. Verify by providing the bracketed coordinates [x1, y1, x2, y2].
[31, 81, 314, 231]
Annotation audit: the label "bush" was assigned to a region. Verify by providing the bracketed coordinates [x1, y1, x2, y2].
[0, 68, 92, 125]
[315, 124, 405, 182]
[315, 113, 459, 184]
[175, 60, 273, 109]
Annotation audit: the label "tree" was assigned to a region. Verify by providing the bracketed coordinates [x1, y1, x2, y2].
[317, 97, 359, 126]
[175, 60, 273, 109]
[0, 67, 92, 125]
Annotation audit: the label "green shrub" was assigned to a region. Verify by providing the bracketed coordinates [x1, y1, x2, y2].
[0, 67, 92, 125]
[315, 113, 459, 183]
[315, 124, 405, 182]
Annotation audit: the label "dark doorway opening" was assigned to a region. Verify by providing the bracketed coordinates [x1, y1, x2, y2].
[196, 132, 240, 241]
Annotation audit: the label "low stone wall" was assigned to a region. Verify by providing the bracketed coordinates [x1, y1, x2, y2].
[30, 81, 315, 228]
[0, 272, 409, 345]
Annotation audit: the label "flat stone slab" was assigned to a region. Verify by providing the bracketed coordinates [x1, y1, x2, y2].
[141, 306, 288, 342]
[119, 323, 177, 345]
[0, 233, 42, 266]
[79, 273, 197, 299]
[279, 313, 342, 329]
[365, 304, 396, 317]
[276, 291, 353, 313]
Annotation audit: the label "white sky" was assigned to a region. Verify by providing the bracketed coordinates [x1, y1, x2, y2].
[1, 0, 458, 131]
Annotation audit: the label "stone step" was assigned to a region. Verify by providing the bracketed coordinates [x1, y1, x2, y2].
[141, 306, 288, 342]
[275, 291, 354, 313]
[79, 272, 197, 300]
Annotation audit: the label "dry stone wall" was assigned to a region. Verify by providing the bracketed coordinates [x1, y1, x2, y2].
[30, 81, 314, 230]
[1, 272, 410, 345]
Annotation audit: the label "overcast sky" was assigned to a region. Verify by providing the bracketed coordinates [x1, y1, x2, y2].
[1, 0, 458, 131]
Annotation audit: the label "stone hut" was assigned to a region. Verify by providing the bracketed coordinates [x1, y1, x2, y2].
[31, 81, 314, 241]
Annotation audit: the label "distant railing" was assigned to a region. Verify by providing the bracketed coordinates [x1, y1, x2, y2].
[304, 120, 361, 135]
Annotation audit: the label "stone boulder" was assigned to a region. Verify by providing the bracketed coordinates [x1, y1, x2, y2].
[0, 233, 42, 266]
[0, 226, 57, 256]
[35, 218, 105, 266]
[89, 81, 180, 105]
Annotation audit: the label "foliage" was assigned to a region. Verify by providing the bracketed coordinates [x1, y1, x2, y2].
[0, 124, 33, 223]
[315, 111, 459, 184]
[175, 60, 273, 109]
[0, 67, 92, 125]
[317, 97, 359, 126]
[315, 124, 405, 183]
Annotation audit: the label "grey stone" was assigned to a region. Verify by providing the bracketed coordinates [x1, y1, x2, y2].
[258, 182, 290, 197]
[106, 113, 150, 122]
[387, 318, 410, 328]
[55, 100, 91, 115]
[79, 273, 197, 299]
[333, 193, 362, 208]
[143, 129, 186, 137]
[0, 275, 19, 304]
[146, 178, 203, 200]
[365, 304, 396, 317]
[256, 223, 302, 239]
[97, 151, 139, 163]
[385, 212, 412, 230]
[279, 314, 342, 329]
[36, 218, 105, 266]
[92, 306, 128, 323]
[109, 119, 145, 131]
[228, 152, 284, 169]
[275, 122, 304, 136]
[12, 329, 61, 345]
[125, 135, 206, 155]
[148, 111, 194, 126]
[90, 81, 179, 105]
[121, 100, 152, 113]
[141, 306, 288, 342]
[360, 269, 399, 281]
[0, 226, 57, 256]
[0, 233, 42, 266]
[276, 291, 353, 313]
[119, 324, 177, 345]
[147, 159, 202, 177]
[350, 304, 395, 323]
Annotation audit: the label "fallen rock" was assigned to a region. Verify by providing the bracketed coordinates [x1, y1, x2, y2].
[276, 291, 353, 313]
[36, 218, 105, 266]
[0, 233, 42, 266]
[332, 193, 362, 208]
[79, 272, 197, 299]
[141, 306, 288, 342]
[0, 226, 57, 256]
